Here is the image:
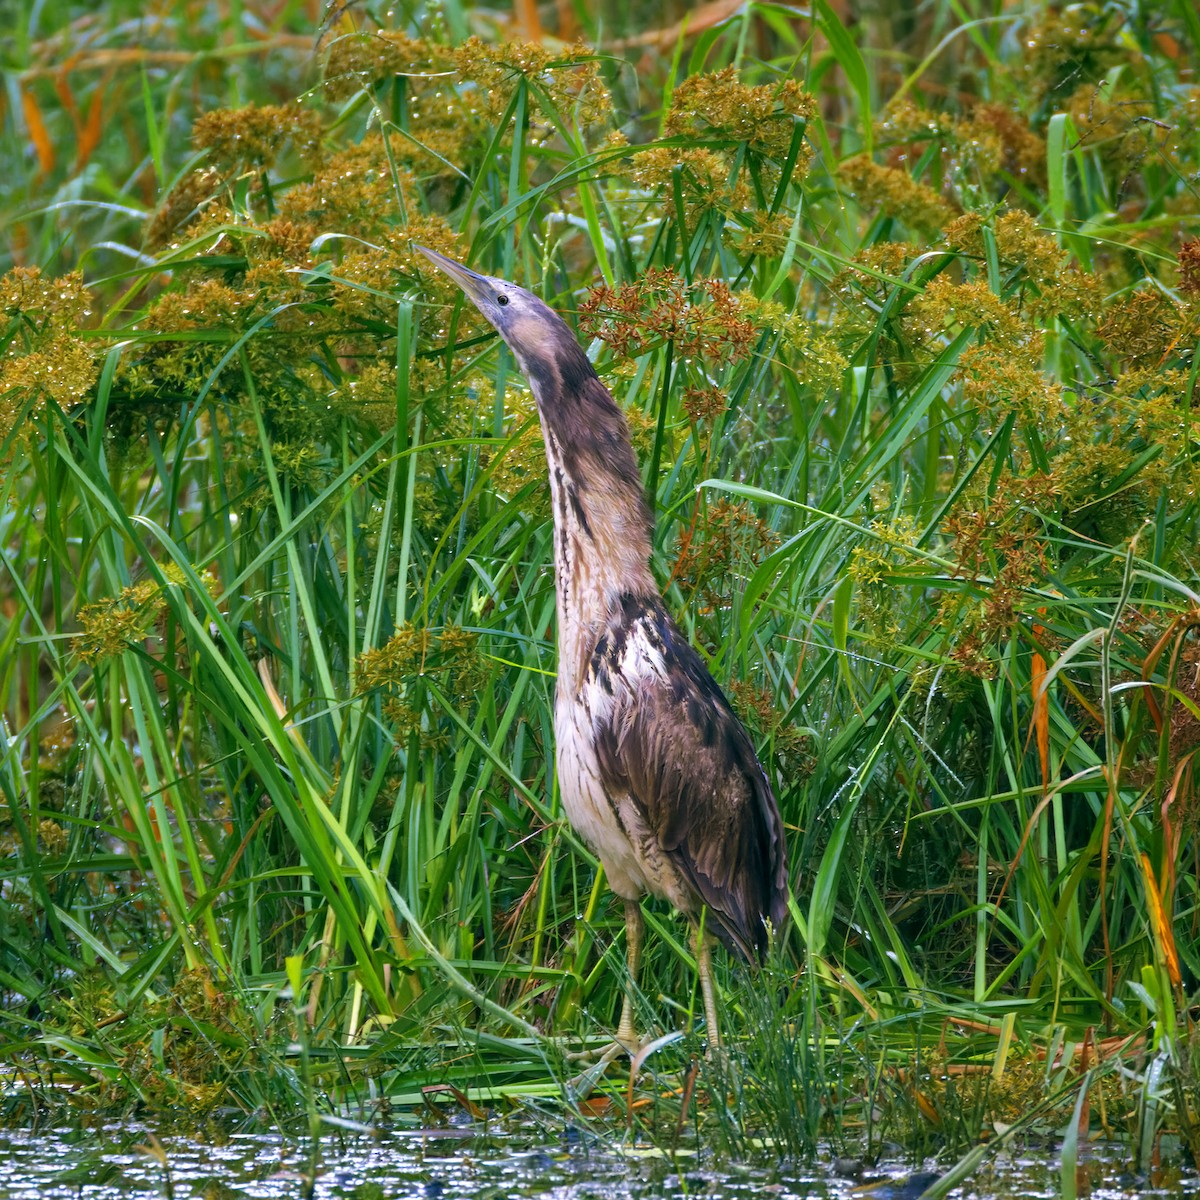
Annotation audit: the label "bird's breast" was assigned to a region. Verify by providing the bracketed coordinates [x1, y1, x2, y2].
[552, 599, 692, 908]
[554, 695, 649, 901]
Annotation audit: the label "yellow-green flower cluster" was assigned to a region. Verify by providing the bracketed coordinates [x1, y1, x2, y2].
[192, 103, 324, 173]
[665, 68, 815, 160]
[1097, 288, 1194, 370]
[73, 564, 217, 666]
[876, 97, 1001, 197]
[74, 580, 162, 665]
[451, 37, 611, 127]
[276, 135, 413, 236]
[905, 223, 1092, 425]
[874, 99, 1046, 198]
[1017, 5, 1129, 106]
[738, 294, 847, 394]
[144, 168, 227, 250]
[848, 513, 921, 644]
[0, 267, 99, 445]
[355, 623, 488, 750]
[945, 210, 1098, 322]
[323, 29, 441, 99]
[323, 31, 610, 173]
[1, 265, 93, 328]
[839, 155, 953, 235]
[673, 498, 779, 611]
[629, 145, 752, 230]
[632, 68, 814, 232]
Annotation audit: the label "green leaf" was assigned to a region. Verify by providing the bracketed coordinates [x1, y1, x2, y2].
[814, 0, 872, 153]
[832, 572, 855, 697]
[807, 792, 857, 959]
[1046, 111, 1074, 231]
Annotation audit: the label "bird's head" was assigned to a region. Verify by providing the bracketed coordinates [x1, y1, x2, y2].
[414, 245, 581, 385]
[415, 243, 653, 573]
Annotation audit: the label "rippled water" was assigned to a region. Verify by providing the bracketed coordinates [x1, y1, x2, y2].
[0, 1122, 1196, 1199]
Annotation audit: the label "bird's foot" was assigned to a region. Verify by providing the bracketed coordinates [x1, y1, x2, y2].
[564, 1027, 640, 1065]
[562, 1028, 647, 1099]
[564, 1041, 627, 1099]
[564, 1029, 689, 1099]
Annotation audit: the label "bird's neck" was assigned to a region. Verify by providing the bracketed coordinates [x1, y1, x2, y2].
[521, 342, 657, 693]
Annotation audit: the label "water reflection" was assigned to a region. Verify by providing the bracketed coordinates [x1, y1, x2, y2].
[0, 1124, 1195, 1199]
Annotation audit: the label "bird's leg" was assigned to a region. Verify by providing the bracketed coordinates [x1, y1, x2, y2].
[695, 927, 721, 1059]
[564, 898, 644, 1082]
[615, 897, 644, 1050]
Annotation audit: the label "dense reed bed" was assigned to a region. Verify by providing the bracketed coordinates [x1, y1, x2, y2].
[2, 0, 1198, 1172]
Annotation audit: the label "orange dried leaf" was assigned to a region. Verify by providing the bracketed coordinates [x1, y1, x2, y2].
[1139, 616, 1180, 732]
[576, 1096, 612, 1116]
[1032, 646, 1049, 791]
[21, 87, 54, 175]
[611, 0, 743, 51]
[1154, 32, 1182, 60]
[1031, 614, 1049, 792]
[512, 0, 542, 40]
[78, 83, 105, 168]
[52, 73, 82, 136]
[422, 1083, 486, 1119]
[947, 1017, 1003, 1035]
[1139, 852, 1182, 989]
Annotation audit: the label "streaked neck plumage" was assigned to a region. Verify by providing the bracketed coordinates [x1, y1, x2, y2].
[512, 322, 656, 694]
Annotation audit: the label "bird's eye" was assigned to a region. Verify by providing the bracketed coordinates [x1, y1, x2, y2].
[496, 293, 509, 306]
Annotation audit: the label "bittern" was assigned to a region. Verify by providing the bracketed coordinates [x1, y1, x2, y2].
[416, 246, 788, 1053]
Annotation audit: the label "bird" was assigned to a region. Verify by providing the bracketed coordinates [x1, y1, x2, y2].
[415, 245, 789, 1054]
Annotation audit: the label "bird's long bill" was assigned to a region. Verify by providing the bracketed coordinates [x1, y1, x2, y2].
[412, 244, 492, 308]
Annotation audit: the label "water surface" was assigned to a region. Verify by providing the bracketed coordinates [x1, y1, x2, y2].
[0, 1122, 1195, 1199]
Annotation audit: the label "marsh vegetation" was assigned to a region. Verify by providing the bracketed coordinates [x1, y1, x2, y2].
[1, 0, 1199, 1180]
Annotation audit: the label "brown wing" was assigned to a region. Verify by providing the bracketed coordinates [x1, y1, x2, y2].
[591, 594, 789, 962]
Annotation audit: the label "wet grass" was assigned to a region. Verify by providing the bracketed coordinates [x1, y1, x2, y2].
[2, 0, 1200, 1177]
